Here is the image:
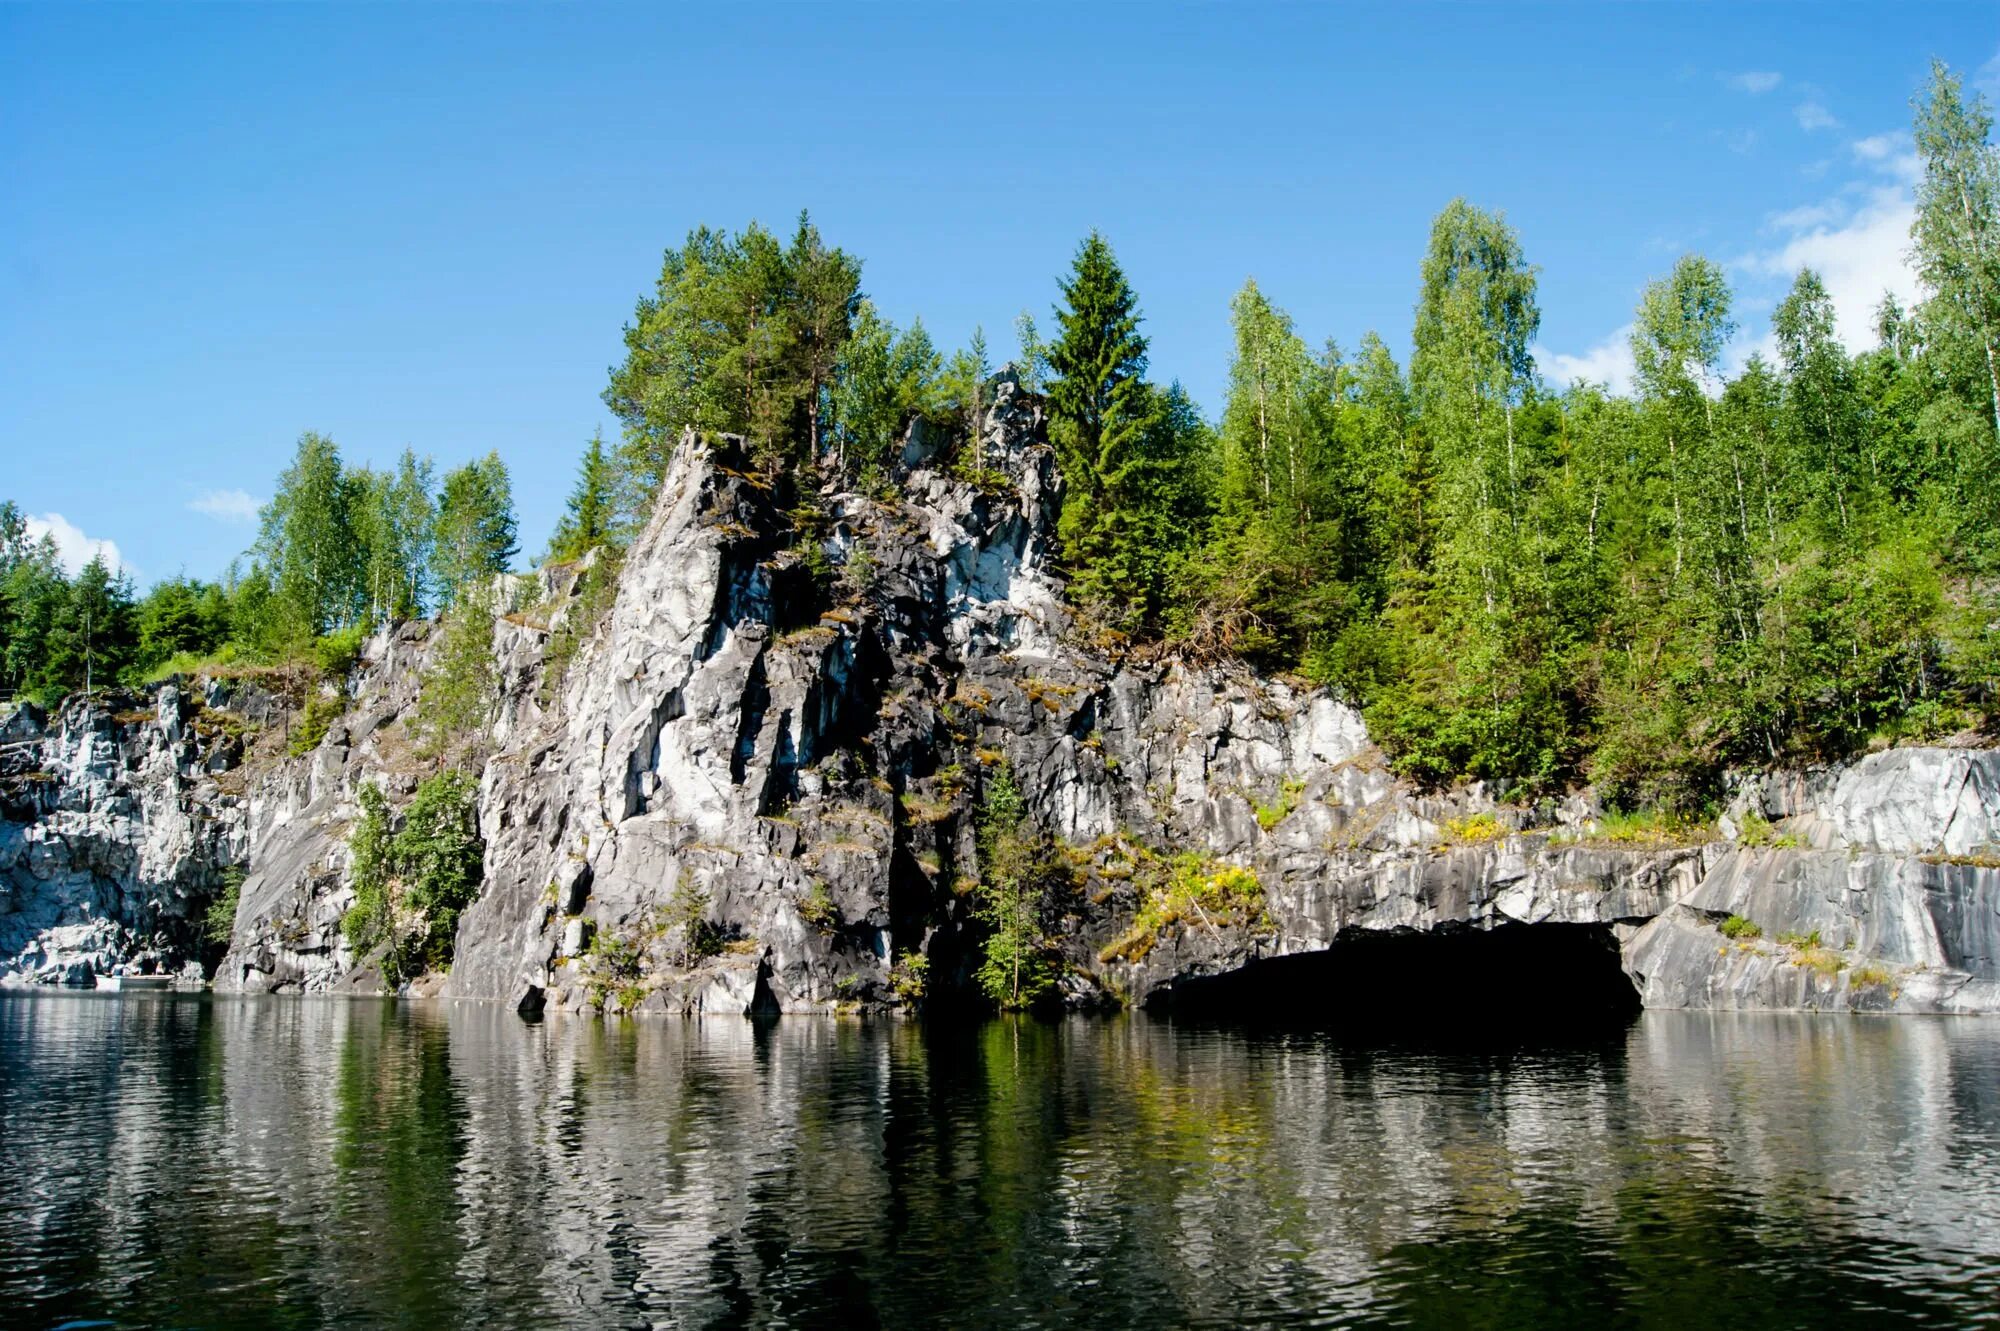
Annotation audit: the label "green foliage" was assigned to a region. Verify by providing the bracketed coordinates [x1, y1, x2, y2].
[604, 212, 864, 491]
[1253, 778, 1306, 832]
[2, 422, 488, 713]
[540, 546, 623, 705]
[797, 880, 838, 934]
[584, 923, 647, 1012]
[287, 691, 345, 757]
[830, 303, 941, 477]
[664, 878, 721, 968]
[257, 431, 363, 643]
[415, 589, 497, 756]
[1100, 852, 1266, 964]
[1719, 915, 1763, 940]
[312, 624, 368, 679]
[888, 951, 929, 1005]
[204, 866, 245, 947]
[342, 772, 484, 983]
[1045, 233, 1212, 630]
[431, 453, 517, 609]
[544, 430, 620, 563]
[1560, 808, 1715, 848]
[973, 767, 1059, 1009]
[133, 576, 232, 679]
[342, 782, 396, 965]
[1736, 810, 1804, 850]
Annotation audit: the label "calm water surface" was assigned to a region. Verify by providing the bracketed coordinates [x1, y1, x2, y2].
[2, 994, 1997, 1329]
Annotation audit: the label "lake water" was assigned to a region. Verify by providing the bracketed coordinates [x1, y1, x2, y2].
[2, 994, 1997, 1329]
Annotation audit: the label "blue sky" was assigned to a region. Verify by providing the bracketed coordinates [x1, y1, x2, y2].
[3, 4, 1995, 586]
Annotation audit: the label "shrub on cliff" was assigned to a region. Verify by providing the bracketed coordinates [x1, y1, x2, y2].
[342, 771, 484, 982]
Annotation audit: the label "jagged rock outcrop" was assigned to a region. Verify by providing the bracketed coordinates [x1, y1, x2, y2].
[5, 371, 1997, 1016]
[0, 687, 257, 985]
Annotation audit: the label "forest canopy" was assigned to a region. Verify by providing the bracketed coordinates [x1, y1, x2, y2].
[3, 61, 1995, 815]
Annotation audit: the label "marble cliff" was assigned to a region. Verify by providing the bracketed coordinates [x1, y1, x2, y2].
[4, 374, 1996, 1017]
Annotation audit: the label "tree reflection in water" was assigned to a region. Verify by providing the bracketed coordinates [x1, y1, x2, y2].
[1, 994, 1995, 1329]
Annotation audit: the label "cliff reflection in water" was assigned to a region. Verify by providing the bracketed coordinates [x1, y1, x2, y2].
[2, 995, 1997, 1329]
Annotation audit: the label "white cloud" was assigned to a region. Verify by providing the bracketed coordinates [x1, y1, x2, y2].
[1724, 70, 1783, 94]
[1536, 324, 1636, 396]
[1795, 100, 1840, 132]
[24, 513, 127, 577]
[1767, 200, 1846, 231]
[1977, 46, 2000, 99]
[1847, 132, 1920, 185]
[1724, 128, 1760, 155]
[1736, 183, 1918, 352]
[1851, 132, 1899, 162]
[188, 488, 262, 524]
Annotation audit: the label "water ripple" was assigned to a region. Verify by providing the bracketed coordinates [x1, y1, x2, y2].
[2, 996, 1998, 1328]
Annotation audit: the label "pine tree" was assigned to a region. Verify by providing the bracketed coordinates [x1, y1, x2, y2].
[1370, 200, 1579, 785]
[942, 326, 991, 470]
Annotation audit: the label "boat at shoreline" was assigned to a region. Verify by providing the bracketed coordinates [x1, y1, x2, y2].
[94, 975, 176, 992]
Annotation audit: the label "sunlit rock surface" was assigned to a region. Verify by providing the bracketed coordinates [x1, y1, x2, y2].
[3, 371, 1996, 1014]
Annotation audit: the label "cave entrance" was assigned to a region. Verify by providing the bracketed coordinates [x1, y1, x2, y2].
[1153, 923, 1641, 1036]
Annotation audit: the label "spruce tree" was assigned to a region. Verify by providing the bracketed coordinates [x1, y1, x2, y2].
[783, 211, 863, 464]
[547, 430, 618, 562]
[1045, 232, 1164, 623]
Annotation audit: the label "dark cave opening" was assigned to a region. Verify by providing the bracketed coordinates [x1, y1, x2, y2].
[1153, 923, 1642, 1035]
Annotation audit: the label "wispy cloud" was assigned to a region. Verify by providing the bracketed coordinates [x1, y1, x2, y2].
[1795, 100, 1840, 132]
[1723, 70, 1783, 95]
[24, 513, 127, 577]
[1767, 200, 1846, 232]
[188, 488, 262, 524]
[1977, 45, 2000, 99]
[1852, 132, 1898, 160]
[1723, 128, 1760, 155]
[1536, 324, 1636, 396]
[1849, 132, 1920, 184]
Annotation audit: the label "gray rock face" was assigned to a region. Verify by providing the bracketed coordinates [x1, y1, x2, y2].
[1, 689, 249, 985]
[4, 372, 1997, 1015]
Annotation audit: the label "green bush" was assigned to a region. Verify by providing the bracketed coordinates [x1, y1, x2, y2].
[341, 771, 484, 981]
[415, 591, 497, 756]
[311, 624, 368, 679]
[1100, 851, 1266, 964]
[797, 881, 838, 933]
[204, 866, 245, 946]
[287, 691, 345, 757]
[1719, 914, 1762, 940]
[1254, 778, 1306, 832]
